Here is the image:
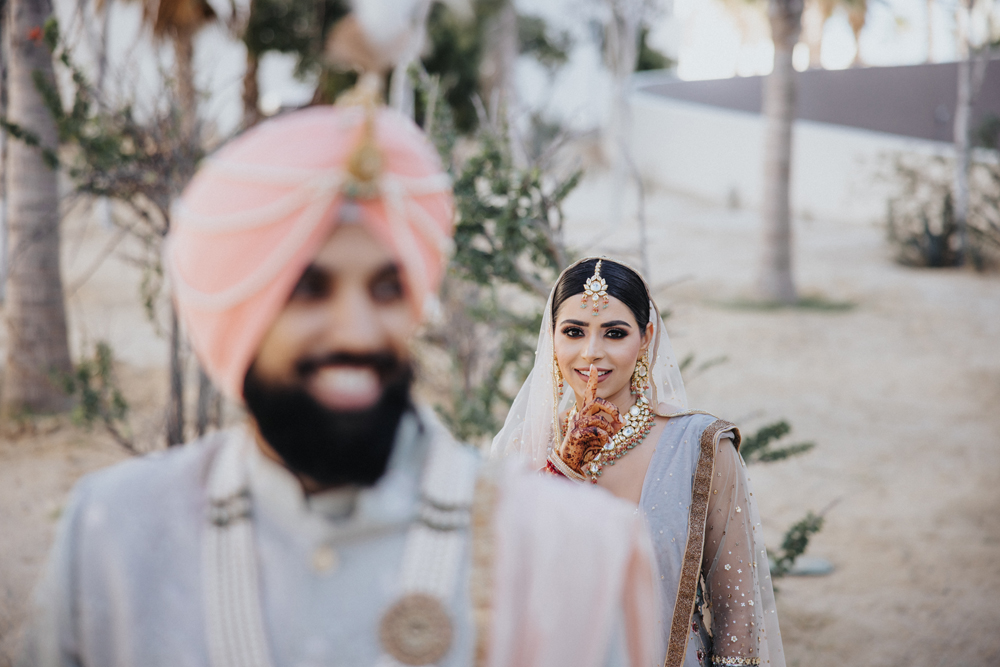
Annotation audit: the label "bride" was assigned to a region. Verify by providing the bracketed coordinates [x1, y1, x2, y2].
[490, 257, 784, 667]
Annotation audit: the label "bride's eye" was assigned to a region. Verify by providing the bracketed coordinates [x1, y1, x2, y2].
[605, 328, 627, 339]
[561, 326, 584, 338]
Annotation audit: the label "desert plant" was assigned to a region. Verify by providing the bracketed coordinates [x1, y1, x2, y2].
[885, 153, 1000, 270]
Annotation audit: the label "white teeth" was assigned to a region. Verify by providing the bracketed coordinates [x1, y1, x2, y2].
[310, 366, 380, 410]
[579, 369, 611, 377]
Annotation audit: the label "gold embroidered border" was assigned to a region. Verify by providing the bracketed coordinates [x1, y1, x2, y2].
[663, 418, 737, 667]
[470, 463, 500, 667]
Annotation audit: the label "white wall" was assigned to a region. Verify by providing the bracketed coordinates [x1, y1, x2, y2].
[629, 88, 957, 225]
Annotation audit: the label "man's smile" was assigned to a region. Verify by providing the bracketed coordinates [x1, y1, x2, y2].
[307, 365, 382, 410]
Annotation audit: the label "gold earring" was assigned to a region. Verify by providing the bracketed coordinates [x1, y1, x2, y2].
[631, 350, 650, 396]
[553, 355, 564, 401]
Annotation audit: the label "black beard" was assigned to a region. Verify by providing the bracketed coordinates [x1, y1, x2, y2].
[242, 355, 413, 488]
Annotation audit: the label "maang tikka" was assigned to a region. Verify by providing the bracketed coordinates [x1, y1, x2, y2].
[580, 260, 610, 316]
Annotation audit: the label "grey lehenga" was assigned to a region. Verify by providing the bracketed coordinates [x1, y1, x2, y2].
[641, 411, 783, 667]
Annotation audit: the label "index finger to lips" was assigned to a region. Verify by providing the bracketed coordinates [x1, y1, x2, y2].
[584, 363, 599, 404]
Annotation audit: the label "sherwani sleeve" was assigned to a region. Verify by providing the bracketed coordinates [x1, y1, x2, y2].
[17, 482, 88, 667]
[701, 435, 760, 662]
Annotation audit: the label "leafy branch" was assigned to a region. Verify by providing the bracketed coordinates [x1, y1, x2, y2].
[56, 342, 136, 454]
[768, 510, 825, 578]
[741, 419, 815, 464]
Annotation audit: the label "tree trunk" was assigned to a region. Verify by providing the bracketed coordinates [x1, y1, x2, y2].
[173, 27, 197, 143]
[166, 303, 185, 445]
[242, 48, 261, 129]
[925, 0, 934, 63]
[2, 0, 73, 415]
[952, 0, 973, 266]
[167, 26, 199, 443]
[801, 1, 825, 69]
[480, 2, 518, 121]
[758, 0, 802, 304]
[1, 0, 9, 303]
[847, 4, 866, 67]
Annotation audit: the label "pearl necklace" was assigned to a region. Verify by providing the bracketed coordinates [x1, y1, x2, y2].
[565, 395, 656, 484]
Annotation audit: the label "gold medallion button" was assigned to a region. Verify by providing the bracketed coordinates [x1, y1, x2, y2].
[311, 545, 338, 574]
[379, 593, 453, 665]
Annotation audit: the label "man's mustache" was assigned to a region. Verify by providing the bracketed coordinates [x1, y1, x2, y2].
[295, 351, 401, 380]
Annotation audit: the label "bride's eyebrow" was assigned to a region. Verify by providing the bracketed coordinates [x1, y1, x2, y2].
[560, 319, 588, 327]
[600, 320, 631, 329]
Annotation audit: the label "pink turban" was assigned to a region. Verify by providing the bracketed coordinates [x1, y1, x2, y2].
[165, 105, 454, 399]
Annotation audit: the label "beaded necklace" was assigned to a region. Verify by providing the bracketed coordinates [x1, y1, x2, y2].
[564, 395, 656, 484]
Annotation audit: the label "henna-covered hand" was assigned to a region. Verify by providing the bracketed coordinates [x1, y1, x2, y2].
[558, 364, 622, 472]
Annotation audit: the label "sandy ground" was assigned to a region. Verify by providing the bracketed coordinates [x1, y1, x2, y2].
[1, 179, 998, 666]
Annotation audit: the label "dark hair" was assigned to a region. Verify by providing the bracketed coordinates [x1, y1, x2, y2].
[551, 258, 650, 330]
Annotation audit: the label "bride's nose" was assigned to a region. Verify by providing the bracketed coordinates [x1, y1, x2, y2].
[582, 332, 605, 362]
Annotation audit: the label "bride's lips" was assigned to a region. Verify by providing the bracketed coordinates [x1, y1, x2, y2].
[575, 368, 612, 383]
[307, 365, 381, 410]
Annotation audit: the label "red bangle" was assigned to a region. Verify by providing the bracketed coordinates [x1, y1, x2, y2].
[542, 459, 567, 478]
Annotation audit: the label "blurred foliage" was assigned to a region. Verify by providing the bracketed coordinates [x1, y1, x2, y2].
[242, 0, 571, 130]
[1, 18, 194, 321]
[433, 139, 580, 438]
[741, 420, 822, 579]
[57, 342, 136, 453]
[244, 0, 348, 64]
[635, 26, 673, 71]
[974, 112, 1000, 151]
[450, 128, 578, 293]
[517, 14, 572, 71]
[417, 69, 580, 439]
[769, 511, 825, 578]
[741, 419, 815, 464]
[423, 1, 571, 134]
[421, 1, 500, 134]
[243, 0, 351, 102]
[589, 15, 672, 74]
[886, 154, 1000, 270]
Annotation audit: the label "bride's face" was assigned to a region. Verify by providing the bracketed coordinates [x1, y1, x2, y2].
[553, 294, 652, 410]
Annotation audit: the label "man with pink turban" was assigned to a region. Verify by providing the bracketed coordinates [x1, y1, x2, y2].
[21, 97, 658, 667]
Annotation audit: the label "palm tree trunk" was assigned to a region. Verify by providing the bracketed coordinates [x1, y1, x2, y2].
[758, 0, 803, 304]
[166, 25, 198, 443]
[847, 4, 866, 67]
[925, 0, 934, 63]
[173, 27, 196, 143]
[1, 0, 10, 303]
[481, 2, 518, 120]
[242, 48, 261, 129]
[952, 0, 973, 267]
[2, 0, 73, 415]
